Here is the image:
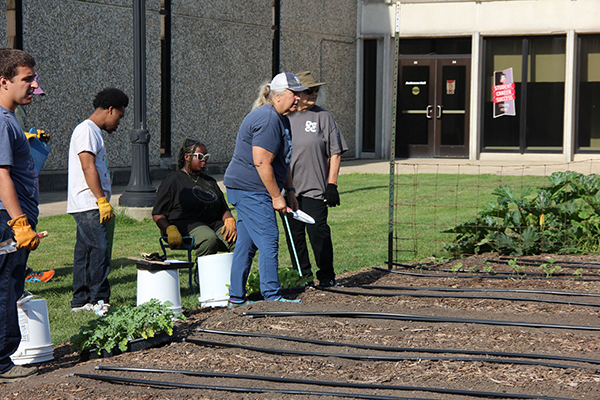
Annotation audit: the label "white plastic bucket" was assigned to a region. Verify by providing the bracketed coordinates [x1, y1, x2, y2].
[11, 298, 54, 365]
[197, 253, 233, 307]
[137, 268, 182, 314]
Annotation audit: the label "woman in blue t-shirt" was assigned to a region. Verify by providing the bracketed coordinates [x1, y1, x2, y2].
[223, 72, 307, 307]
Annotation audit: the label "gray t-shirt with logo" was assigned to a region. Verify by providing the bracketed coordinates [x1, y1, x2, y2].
[288, 106, 348, 200]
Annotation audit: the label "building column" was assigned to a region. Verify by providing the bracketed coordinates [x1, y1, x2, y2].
[563, 29, 577, 162]
[469, 32, 482, 160]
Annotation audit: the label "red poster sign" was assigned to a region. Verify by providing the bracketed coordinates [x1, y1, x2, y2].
[493, 82, 516, 103]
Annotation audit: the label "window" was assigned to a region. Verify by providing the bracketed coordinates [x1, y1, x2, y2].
[482, 36, 565, 152]
[577, 35, 600, 152]
[6, 0, 23, 49]
[399, 38, 471, 56]
[362, 39, 377, 152]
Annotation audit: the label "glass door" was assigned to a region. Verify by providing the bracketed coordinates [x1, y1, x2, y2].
[436, 59, 470, 157]
[396, 58, 470, 158]
[397, 59, 435, 157]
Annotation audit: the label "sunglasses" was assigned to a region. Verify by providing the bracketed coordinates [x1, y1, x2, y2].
[303, 87, 320, 95]
[190, 152, 210, 162]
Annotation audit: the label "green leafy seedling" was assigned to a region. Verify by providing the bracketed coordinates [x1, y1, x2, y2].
[508, 258, 525, 277]
[450, 262, 463, 272]
[538, 261, 562, 278]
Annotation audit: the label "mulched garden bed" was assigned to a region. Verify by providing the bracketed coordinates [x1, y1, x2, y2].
[1, 254, 599, 400]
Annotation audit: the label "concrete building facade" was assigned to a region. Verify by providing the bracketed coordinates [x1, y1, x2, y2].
[360, 0, 600, 162]
[3, 0, 600, 182]
[0, 1, 357, 178]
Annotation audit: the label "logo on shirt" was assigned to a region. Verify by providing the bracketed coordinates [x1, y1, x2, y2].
[305, 121, 317, 133]
[192, 186, 218, 203]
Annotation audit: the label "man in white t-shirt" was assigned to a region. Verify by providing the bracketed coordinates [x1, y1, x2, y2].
[67, 88, 128, 316]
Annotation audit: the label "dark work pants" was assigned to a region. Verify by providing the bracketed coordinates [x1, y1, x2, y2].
[71, 209, 111, 307]
[0, 210, 32, 373]
[283, 196, 335, 282]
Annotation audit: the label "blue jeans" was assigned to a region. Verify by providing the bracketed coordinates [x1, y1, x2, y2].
[71, 210, 111, 307]
[226, 189, 281, 302]
[0, 210, 32, 373]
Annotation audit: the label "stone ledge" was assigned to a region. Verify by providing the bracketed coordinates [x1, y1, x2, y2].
[38, 164, 228, 193]
[115, 206, 153, 222]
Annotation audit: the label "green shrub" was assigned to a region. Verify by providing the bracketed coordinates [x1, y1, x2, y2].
[442, 171, 600, 256]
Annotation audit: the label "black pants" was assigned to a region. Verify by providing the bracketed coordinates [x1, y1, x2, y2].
[283, 196, 335, 282]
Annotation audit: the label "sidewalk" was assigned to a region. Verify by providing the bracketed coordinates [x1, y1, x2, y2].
[38, 158, 600, 219]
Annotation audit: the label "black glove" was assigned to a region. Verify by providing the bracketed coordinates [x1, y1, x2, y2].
[324, 183, 340, 207]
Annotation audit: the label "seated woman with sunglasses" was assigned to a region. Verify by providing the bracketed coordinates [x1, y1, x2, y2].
[152, 139, 236, 265]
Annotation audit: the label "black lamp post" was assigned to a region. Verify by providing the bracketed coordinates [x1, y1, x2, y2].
[119, 0, 156, 207]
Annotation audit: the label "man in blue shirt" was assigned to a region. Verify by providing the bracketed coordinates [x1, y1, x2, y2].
[0, 48, 41, 383]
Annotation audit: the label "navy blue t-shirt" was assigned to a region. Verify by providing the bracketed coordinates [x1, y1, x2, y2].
[224, 105, 292, 192]
[0, 106, 39, 224]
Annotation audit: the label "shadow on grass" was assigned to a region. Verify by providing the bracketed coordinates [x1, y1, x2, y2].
[339, 185, 387, 195]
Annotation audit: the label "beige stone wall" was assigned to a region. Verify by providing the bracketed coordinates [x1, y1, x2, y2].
[9, 1, 357, 171]
[20, 0, 161, 171]
[281, 1, 358, 158]
[171, 1, 273, 165]
[0, 5, 6, 45]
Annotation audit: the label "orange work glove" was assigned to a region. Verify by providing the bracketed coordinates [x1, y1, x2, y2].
[7, 214, 39, 251]
[166, 225, 183, 249]
[221, 217, 237, 243]
[24, 129, 50, 142]
[24, 131, 38, 140]
[96, 197, 113, 225]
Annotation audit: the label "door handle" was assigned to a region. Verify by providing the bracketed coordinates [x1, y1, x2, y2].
[426, 105, 433, 119]
[437, 105, 443, 119]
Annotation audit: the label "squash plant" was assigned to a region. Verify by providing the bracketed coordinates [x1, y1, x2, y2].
[442, 171, 600, 256]
[71, 299, 185, 355]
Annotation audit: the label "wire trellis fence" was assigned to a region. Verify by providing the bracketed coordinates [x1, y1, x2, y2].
[390, 159, 600, 266]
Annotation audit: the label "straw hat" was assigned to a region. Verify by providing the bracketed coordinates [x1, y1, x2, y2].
[295, 71, 326, 88]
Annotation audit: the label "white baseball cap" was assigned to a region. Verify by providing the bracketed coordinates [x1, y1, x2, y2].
[270, 72, 308, 92]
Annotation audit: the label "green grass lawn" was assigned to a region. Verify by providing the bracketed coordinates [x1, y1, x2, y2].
[28, 173, 390, 346]
[25, 172, 546, 346]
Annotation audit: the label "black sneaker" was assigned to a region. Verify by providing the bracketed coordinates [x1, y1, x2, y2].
[0, 365, 38, 383]
[318, 279, 337, 288]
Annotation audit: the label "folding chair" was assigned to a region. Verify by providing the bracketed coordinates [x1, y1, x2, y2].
[159, 236, 196, 293]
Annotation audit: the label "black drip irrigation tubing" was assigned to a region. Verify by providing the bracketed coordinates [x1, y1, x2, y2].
[243, 310, 600, 331]
[376, 266, 600, 282]
[392, 262, 599, 278]
[186, 336, 597, 373]
[87, 367, 581, 400]
[498, 256, 600, 269]
[317, 286, 600, 308]
[71, 372, 433, 400]
[350, 284, 600, 298]
[197, 328, 600, 366]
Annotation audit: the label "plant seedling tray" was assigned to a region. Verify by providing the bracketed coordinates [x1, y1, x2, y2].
[80, 329, 177, 361]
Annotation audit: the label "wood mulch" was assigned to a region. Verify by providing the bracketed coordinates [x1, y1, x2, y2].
[1, 254, 599, 400]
